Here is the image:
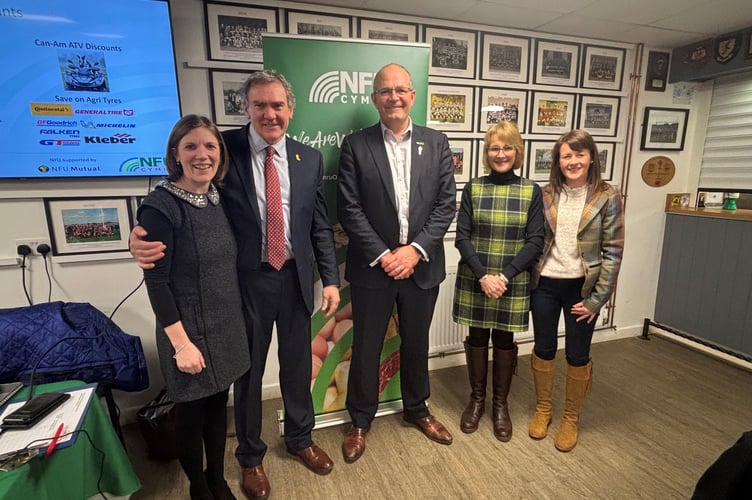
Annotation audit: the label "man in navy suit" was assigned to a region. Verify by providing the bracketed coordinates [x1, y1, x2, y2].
[337, 63, 456, 463]
[131, 70, 340, 500]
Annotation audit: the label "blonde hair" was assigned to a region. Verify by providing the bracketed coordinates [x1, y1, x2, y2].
[482, 122, 524, 172]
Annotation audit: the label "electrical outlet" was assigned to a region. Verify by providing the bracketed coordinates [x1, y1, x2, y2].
[16, 238, 51, 256]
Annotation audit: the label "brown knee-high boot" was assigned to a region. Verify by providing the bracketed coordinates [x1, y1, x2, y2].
[528, 352, 556, 439]
[492, 344, 517, 442]
[460, 339, 489, 433]
[554, 360, 593, 452]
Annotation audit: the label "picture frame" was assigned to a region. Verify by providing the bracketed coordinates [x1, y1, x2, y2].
[209, 70, 250, 126]
[478, 88, 527, 133]
[597, 141, 616, 181]
[665, 192, 691, 210]
[746, 28, 752, 60]
[427, 84, 474, 132]
[528, 141, 556, 181]
[645, 50, 670, 91]
[445, 189, 463, 238]
[425, 26, 476, 79]
[640, 107, 690, 151]
[530, 91, 575, 135]
[578, 95, 620, 137]
[358, 18, 417, 42]
[44, 197, 133, 257]
[534, 40, 579, 87]
[286, 11, 351, 37]
[480, 33, 530, 83]
[205, 2, 277, 63]
[581, 45, 625, 91]
[448, 139, 473, 184]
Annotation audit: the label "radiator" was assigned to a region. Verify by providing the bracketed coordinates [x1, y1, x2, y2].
[428, 267, 465, 354]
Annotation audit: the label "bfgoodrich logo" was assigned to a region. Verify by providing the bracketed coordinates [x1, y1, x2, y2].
[309, 71, 374, 104]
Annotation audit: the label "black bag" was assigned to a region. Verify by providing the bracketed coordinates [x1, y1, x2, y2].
[136, 388, 178, 460]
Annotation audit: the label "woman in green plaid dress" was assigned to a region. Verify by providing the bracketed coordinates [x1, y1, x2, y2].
[452, 122, 544, 441]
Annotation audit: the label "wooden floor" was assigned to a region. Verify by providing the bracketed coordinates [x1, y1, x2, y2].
[123, 335, 752, 499]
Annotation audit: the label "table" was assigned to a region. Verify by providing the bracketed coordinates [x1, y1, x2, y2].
[0, 380, 141, 499]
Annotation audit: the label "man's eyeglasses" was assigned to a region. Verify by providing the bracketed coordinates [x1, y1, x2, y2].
[373, 86, 413, 97]
[488, 145, 515, 154]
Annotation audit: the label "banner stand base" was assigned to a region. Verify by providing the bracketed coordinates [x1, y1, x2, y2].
[277, 399, 404, 436]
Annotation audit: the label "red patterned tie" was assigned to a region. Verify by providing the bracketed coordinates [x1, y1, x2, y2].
[265, 146, 286, 270]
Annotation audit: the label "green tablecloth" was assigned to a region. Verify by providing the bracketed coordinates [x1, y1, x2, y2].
[0, 380, 141, 499]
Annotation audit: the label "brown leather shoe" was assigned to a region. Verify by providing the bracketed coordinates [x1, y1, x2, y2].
[240, 465, 269, 500]
[403, 414, 453, 445]
[289, 443, 334, 475]
[342, 426, 368, 463]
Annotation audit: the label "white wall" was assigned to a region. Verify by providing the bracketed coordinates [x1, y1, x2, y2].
[0, 0, 713, 422]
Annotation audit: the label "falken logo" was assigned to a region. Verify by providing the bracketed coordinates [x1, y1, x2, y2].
[308, 71, 374, 104]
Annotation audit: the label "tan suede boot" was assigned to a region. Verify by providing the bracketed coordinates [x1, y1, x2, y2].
[554, 360, 593, 452]
[460, 339, 489, 433]
[528, 353, 556, 439]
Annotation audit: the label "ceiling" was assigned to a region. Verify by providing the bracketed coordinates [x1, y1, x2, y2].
[293, 0, 752, 48]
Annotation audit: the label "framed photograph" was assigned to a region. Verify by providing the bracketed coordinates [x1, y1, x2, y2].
[534, 40, 579, 87]
[425, 26, 476, 78]
[445, 190, 463, 238]
[645, 51, 670, 91]
[528, 141, 556, 181]
[640, 107, 690, 151]
[581, 45, 625, 91]
[359, 18, 416, 42]
[530, 91, 575, 135]
[478, 88, 527, 133]
[745, 28, 752, 60]
[481, 33, 529, 82]
[205, 2, 277, 63]
[427, 85, 474, 132]
[448, 139, 473, 184]
[578, 95, 620, 136]
[665, 192, 691, 210]
[597, 142, 616, 181]
[286, 11, 351, 37]
[44, 197, 133, 256]
[209, 70, 249, 126]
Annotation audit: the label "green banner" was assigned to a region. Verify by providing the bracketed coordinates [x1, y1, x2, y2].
[263, 35, 430, 419]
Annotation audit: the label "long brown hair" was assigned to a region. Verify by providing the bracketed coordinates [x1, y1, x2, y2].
[548, 129, 607, 196]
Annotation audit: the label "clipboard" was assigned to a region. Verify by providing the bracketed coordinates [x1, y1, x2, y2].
[0, 383, 96, 459]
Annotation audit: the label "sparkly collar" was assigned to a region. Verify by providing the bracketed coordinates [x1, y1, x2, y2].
[157, 179, 220, 208]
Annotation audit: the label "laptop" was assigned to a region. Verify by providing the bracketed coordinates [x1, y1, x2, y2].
[0, 382, 24, 409]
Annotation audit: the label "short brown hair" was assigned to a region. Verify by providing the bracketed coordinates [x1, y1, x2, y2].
[165, 114, 229, 186]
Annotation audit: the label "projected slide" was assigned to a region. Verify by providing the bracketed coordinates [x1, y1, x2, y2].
[0, 0, 181, 178]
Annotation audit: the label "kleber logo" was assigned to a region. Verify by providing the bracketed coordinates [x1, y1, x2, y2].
[84, 133, 136, 144]
[309, 71, 374, 104]
[120, 156, 167, 173]
[40, 139, 80, 146]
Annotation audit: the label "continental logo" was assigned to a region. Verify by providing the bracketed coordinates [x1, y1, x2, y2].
[308, 71, 374, 104]
[30, 103, 73, 116]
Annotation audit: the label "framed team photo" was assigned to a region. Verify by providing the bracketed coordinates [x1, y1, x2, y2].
[528, 141, 556, 181]
[530, 91, 575, 135]
[640, 107, 689, 151]
[480, 33, 529, 83]
[358, 18, 417, 42]
[286, 11, 351, 37]
[578, 95, 620, 137]
[425, 26, 476, 79]
[205, 3, 277, 63]
[534, 40, 579, 87]
[581, 45, 625, 91]
[210, 70, 250, 126]
[478, 88, 527, 133]
[448, 138, 473, 184]
[596, 142, 616, 181]
[427, 85, 474, 132]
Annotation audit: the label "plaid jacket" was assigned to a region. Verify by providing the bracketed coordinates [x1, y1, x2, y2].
[532, 183, 625, 313]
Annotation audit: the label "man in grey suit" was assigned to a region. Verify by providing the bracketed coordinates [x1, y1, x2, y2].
[337, 63, 456, 463]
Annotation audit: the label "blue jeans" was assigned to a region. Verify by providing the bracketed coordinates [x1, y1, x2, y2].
[530, 276, 596, 366]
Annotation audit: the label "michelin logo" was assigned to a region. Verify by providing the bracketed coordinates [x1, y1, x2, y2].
[309, 71, 374, 104]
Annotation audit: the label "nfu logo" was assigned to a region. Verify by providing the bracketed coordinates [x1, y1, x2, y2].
[309, 71, 374, 104]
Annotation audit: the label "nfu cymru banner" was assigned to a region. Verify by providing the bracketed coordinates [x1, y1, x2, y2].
[263, 35, 430, 426]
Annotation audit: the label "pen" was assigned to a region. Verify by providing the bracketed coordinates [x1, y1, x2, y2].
[45, 423, 64, 457]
